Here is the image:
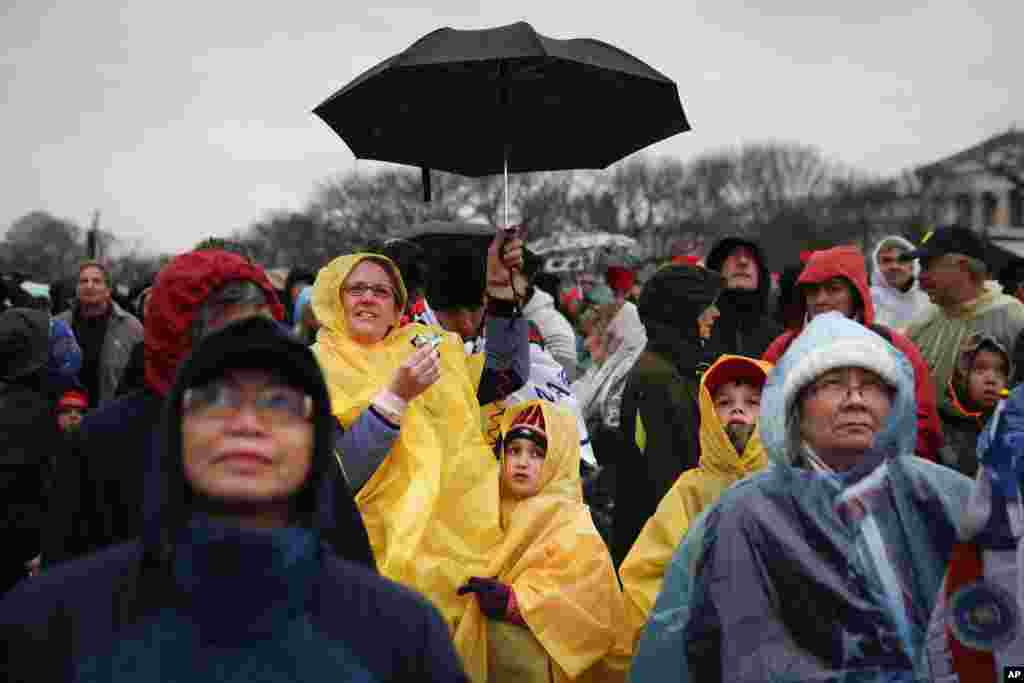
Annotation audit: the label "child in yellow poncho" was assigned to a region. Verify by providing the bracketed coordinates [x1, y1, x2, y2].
[609, 354, 772, 675]
[454, 400, 626, 683]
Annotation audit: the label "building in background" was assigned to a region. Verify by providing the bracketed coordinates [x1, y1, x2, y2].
[917, 128, 1024, 268]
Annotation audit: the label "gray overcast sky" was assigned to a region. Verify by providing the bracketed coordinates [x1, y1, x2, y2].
[2, 0, 1020, 254]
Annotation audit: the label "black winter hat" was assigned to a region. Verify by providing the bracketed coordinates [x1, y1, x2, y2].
[901, 225, 987, 265]
[638, 264, 725, 332]
[149, 315, 375, 571]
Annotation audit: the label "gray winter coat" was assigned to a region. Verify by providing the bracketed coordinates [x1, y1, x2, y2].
[58, 301, 143, 406]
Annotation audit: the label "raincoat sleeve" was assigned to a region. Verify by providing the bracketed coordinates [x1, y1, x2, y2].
[890, 331, 943, 461]
[335, 409, 400, 491]
[618, 478, 695, 650]
[630, 502, 831, 683]
[476, 313, 529, 406]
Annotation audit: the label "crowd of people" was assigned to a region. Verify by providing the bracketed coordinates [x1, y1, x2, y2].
[4, 223, 1024, 681]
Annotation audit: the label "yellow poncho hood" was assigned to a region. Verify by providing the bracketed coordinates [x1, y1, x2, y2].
[454, 400, 625, 683]
[614, 354, 772, 667]
[311, 253, 503, 646]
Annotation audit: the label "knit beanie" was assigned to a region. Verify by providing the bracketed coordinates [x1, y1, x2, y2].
[505, 403, 548, 453]
[778, 311, 901, 418]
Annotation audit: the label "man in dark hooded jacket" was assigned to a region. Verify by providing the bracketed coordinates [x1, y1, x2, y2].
[0, 316, 466, 682]
[44, 250, 285, 565]
[612, 264, 725, 566]
[702, 237, 783, 363]
[0, 308, 63, 593]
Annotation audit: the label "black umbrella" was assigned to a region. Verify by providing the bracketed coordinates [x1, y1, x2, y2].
[314, 21, 690, 212]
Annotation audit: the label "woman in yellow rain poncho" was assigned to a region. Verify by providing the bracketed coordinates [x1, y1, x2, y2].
[609, 354, 772, 674]
[454, 400, 625, 683]
[310, 234, 527, 678]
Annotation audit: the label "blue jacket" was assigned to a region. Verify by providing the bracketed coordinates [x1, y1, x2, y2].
[4, 316, 463, 682]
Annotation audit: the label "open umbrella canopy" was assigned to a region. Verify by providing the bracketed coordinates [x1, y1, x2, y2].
[527, 230, 638, 255]
[314, 21, 690, 180]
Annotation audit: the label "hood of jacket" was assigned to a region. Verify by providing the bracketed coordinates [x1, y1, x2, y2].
[760, 311, 917, 471]
[697, 354, 772, 477]
[795, 245, 874, 329]
[946, 332, 1013, 420]
[145, 250, 284, 397]
[870, 235, 920, 289]
[870, 236, 930, 328]
[498, 400, 582, 512]
[521, 286, 557, 318]
[0, 308, 49, 382]
[639, 262, 724, 348]
[144, 315, 374, 572]
[311, 253, 409, 345]
[705, 236, 773, 314]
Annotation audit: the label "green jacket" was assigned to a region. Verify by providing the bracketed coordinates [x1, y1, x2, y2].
[612, 327, 703, 567]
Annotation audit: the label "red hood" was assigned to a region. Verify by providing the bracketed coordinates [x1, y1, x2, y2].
[144, 250, 284, 396]
[795, 245, 874, 328]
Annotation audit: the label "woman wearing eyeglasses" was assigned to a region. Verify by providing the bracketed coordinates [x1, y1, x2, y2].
[0, 315, 469, 682]
[309, 232, 529, 679]
[629, 312, 973, 683]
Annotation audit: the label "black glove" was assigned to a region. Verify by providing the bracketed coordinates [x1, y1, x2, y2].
[457, 576, 513, 621]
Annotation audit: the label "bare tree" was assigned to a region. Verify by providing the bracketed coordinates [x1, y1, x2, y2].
[1, 211, 86, 281]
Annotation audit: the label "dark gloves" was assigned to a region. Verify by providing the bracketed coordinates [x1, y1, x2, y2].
[457, 577, 521, 623]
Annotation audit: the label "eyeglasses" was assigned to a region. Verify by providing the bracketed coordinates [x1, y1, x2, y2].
[183, 380, 313, 423]
[805, 369, 891, 403]
[343, 283, 394, 300]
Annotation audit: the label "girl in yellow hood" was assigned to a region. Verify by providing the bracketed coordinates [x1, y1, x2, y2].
[612, 354, 772, 672]
[453, 400, 625, 683]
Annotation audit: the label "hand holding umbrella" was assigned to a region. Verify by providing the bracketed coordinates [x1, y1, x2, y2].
[487, 228, 525, 305]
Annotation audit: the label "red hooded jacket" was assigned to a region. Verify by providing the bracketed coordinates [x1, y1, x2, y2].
[762, 245, 943, 461]
[144, 250, 284, 396]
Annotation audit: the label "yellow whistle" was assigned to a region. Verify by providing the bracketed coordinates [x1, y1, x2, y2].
[1000, 388, 1010, 398]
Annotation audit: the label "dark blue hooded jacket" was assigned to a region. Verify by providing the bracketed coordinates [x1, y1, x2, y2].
[1, 316, 466, 683]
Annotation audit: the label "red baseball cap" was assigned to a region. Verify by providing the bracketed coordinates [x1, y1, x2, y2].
[703, 356, 770, 398]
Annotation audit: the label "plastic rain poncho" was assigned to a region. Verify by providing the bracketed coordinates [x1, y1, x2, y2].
[613, 355, 772, 673]
[629, 312, 973, 683]
[453, 400, 625, 683]
[311, 254, 503, 678]
[926, 384, 1024, 682]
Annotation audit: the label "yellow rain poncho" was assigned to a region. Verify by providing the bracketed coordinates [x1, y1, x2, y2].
[311, 254, 503, 646]
[453, 400, 625, 683]
[610, 354, 772, 673]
